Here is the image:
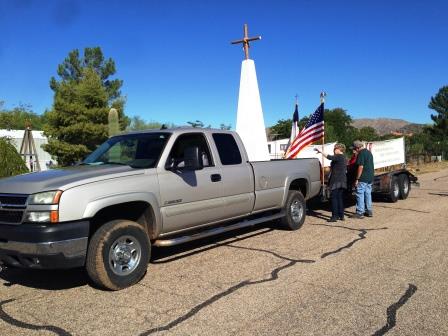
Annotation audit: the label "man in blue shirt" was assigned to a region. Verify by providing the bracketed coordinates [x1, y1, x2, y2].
[351, 140, 374, 219]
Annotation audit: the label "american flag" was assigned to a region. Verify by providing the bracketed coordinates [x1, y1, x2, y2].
[285, 103, 324, 159]
[289, 102, 299, 144]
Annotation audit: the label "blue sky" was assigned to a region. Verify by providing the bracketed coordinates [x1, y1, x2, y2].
[1, 0, 447, 128]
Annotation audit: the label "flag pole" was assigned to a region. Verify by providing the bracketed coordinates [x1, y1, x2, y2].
[320, 91, 326, 198]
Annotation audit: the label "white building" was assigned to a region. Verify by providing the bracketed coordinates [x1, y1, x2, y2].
[0, 129, 54, 171]
[267, 138, 336, 167]
[267, 138, 290, 159]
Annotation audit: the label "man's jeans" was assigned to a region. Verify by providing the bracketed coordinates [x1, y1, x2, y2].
[356, 182, 372, 215]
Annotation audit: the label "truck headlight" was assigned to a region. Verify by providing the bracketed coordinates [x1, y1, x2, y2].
[24, 211, 59, 223]
[28, 191, 62, 205]
[26, 191, 62, 223]
[25, 212, 51, 222]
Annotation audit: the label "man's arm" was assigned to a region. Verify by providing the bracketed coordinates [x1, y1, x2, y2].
[355, 165, 364, 186]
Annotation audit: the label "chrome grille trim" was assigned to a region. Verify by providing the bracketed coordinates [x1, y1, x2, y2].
[0, 194, 29, 225]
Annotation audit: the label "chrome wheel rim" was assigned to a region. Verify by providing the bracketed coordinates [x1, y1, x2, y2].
[109, 235, 141, 276]
[403, 179, 409, 195]
[393, 182, 400, 198]
[290, 199, 304, 223]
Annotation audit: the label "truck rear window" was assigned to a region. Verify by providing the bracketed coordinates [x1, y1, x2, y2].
[212, 133, 242, 165]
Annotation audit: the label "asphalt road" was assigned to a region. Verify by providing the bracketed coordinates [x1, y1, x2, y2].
[1, 169, 447, 336]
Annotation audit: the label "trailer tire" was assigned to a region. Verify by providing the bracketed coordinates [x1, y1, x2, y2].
[86, 220, 150, 291]
[280, 190, 306, 230]
[398, 174, 410, 200]
[388, 176, 400, 203]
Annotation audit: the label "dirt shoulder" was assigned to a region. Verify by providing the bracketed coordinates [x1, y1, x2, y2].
[407, 160, 448, 175]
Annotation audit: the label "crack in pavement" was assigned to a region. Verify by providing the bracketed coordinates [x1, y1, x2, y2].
[139, 249, 315, 335]
[140, 223, 389, 334]
[373, 205, 431, 214]
[372, 283, 418, 336]
[428, 192, 448, 197]
[226, 244, 315, 264]
[433, 175, 448, 181]
[0, 299, 72, 336]
[312, 224, 388, 259]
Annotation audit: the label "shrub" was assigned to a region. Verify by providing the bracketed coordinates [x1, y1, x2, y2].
[0, 138, 29, 178]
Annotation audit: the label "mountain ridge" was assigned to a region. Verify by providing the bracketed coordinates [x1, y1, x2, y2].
[352, 118, 424, 135]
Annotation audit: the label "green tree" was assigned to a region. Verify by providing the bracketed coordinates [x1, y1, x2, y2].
[43, 47, 129, 166]
[0, 138, 29, 178]
[356, 126, 380, 141]
[324, 108, 356, 145]
[0, 103, 47, 130]
[427, 85, 448, 158]
[127, 116, 175, 131]
[269, 119, 292, 139]
[323, 124, 338, 143]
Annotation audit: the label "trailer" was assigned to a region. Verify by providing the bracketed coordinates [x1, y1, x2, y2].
[289, 137, 418, 203]
[364, 138, 418, 202]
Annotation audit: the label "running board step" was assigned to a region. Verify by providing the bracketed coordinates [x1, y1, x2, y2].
[153, 212, 285, 247]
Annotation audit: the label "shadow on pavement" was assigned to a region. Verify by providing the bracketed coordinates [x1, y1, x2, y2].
[0, 267, 89, 290]
[151, 224, 274, 263]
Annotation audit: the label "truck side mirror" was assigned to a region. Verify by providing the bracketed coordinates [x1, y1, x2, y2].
[184, 146, 203, 171]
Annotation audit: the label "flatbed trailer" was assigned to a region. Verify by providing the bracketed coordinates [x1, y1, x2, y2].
[371, 164, 418, 202]
[319, 138, 419, 202]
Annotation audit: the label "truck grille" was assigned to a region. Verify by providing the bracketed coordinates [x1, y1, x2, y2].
[0, 195, 27, 205]
[0, 194, 28, 224]
[0, 210, 24, 224]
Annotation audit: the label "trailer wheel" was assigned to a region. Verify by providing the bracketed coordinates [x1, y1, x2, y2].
[398, 174, 410, 200]
[388, 176, 400, 203]
[86, 220, 150, 291]
[280, 190, 306, 230]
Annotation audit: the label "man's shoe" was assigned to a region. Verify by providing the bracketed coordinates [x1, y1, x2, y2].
[365, 211, 373, 217]
[327, 217, 338, 222]
[339, 217, 345, 221]
[351, 213, 364, 219]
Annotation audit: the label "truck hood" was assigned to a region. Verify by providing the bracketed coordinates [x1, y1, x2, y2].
[0, 165, 145, 195]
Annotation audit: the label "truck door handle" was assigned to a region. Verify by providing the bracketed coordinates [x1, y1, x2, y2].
[210, 174, 221, 182]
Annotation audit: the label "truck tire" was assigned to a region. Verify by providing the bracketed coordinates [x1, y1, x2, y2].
[388, 176, 400, 203]
[398, 174, 411, 200]
[280, 190, 306, 230]
[86, 220, 150, 291]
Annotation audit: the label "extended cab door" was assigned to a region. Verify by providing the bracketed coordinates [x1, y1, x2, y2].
[158, 132, 227, 233]
[210, 133, 255, 218]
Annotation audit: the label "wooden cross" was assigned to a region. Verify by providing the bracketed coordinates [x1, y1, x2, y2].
[231, 24, 261, 60]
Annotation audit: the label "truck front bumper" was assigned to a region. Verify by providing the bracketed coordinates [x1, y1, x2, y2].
[0, 220, 89, 269]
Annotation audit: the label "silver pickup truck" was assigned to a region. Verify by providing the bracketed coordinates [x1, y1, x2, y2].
[0, 128, 320, 290]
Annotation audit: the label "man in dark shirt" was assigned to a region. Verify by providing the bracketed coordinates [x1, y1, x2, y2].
[352, 140, 374, 218]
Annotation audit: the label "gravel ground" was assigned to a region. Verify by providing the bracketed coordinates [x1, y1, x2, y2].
[0, 168, 447, 336]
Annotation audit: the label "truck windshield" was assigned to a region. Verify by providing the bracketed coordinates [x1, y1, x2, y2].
[83, 133, 171, 169]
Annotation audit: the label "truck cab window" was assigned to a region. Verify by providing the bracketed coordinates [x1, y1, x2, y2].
[212, 133, 242, 165]
[166, 133, 213, 169]
[84, 133, 170, 168]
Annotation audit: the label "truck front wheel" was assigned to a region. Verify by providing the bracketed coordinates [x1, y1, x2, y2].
[86, 220, 150, 290]
[280, 190, 306, 230]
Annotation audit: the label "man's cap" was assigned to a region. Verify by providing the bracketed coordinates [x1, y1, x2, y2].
[350, 140, 364, 149]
